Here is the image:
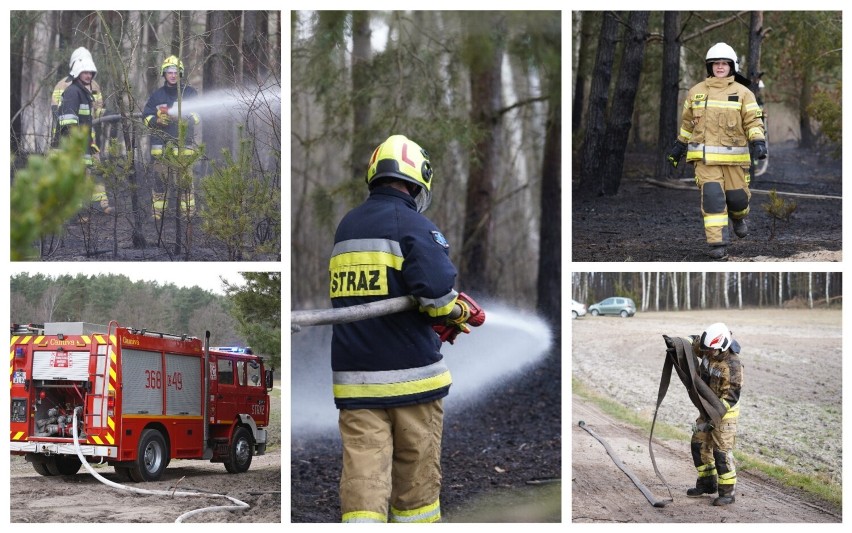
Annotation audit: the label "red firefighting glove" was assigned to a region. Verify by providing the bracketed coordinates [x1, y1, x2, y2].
[432, 292, 486, 344]
[156, 105, 171, 126]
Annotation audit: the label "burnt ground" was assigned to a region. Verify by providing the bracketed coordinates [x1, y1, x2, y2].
[15, 160, 279, 262]
[572, 141, 842, 262]
[290, 340, 563, 523]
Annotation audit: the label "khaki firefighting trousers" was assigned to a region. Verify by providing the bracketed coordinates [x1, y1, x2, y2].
[695, 163, 751, 245]
[338, 400, 444, 523]
[691, 416, 738, 490]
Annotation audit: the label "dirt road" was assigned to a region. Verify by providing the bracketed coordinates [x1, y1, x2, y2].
[9, 450, 281, 523]
[571, 308, 841, 523]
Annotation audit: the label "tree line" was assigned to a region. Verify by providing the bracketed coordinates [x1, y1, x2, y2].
[573, 11, 842, 196]
[10, 272, 281, 370]
[291, 11, 562, 327]
[572, 272, 842, 311]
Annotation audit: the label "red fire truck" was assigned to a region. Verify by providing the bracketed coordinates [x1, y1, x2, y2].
[10, 321, 274, 482]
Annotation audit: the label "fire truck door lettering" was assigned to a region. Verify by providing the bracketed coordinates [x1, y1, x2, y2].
[251, 404, 265, 415]
[50, 352, 72, 368]
[145, 369, 162, 389]
[13, 370, 26, 384]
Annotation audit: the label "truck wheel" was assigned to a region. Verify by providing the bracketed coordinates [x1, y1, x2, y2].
[31, 460, 54, 476]
[52, 455, 82, 475]
[130, 429, 168, 482]
[224, 426, 253, 474]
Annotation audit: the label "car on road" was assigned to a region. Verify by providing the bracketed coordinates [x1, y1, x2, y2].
[571, 299, 587, 319]
[588, 297, 636, 318]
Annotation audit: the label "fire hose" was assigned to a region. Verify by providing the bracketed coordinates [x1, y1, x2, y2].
[71, 409, 249, 522]
[291, 295, 461, 332]
[578, 420, 671, 508]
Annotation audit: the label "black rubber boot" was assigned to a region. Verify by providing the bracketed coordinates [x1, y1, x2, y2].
[686, 475, 717, 497]
[732, 217, 748, 238]
[713, 484, 736, 505]
[707, 245, 728, 260]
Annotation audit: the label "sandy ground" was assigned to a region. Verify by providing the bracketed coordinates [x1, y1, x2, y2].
[9, 450, 281, 523]
[571, 308, 842, 523]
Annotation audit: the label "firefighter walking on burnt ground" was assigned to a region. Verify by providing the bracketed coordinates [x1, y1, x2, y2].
[328, 134, 486, 523]
[670, 323, 744, 506]
[666, 43, 767, 260]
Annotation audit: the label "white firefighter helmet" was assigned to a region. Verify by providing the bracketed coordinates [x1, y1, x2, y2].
[69, 47, 93, 70]
[70, 55, 97, 79]
[700, 322, 732, 352]
[705, 42, 739, 75]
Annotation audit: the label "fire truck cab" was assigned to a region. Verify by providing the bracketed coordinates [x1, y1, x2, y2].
[10, 321, 274, 482]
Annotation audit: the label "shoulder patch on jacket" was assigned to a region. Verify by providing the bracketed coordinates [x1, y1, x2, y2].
[430, 230, 449, 248]
[728, 95, 739, 102]
[693, 93, 707, 101]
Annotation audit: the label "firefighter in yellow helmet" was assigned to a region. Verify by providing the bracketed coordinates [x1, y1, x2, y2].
[329, 135, 485, 522]
[143, 55, 201, 220]
[666, 43, 766, 260]
[56, 50, 112, 215]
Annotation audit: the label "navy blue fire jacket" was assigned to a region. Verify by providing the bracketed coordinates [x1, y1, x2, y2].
[329, 186, 459, 409]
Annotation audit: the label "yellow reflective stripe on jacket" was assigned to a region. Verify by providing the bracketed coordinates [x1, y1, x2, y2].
[342, 510, 387, 523]
[390, 500, 441, 523]
[680, 127, 693, 140]
[694, 99, 742, 111]
[747, 126, 763, 140]
[704, 152, 751, 164]
[417, 290, 458, 318]
[333, 361, 452, 399]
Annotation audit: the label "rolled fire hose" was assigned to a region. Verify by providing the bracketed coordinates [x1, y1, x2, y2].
[578, 420, 671, 508]
[72, 410, 249, 522]
[291, 295, 461, 333]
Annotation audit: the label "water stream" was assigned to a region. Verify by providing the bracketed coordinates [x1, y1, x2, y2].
[290, 301, 553, 437]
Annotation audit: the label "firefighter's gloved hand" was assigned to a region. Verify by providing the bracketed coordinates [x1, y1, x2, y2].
[666, 140, 687, 168]
[432, 292, 485, 344]
[90, 143, 100, 154]
[750, 140, 767, 160]
[156, 107, 171, 126]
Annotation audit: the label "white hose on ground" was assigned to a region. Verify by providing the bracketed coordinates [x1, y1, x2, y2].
[72, 409, 249, 522]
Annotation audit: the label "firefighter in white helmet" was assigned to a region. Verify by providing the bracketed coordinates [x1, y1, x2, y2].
[56, 51, 112, 214]
[683, 322, 744, 506]
[51, 47, 104, 147]
[666, 43, 766, 259]
[329, 135, 486, 522]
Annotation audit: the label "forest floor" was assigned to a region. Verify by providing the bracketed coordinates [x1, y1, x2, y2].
[291, 342, 563, 523]
[20, 167, 279, 262]
[572, 141, 842, 262]
[572, 309, 842, 523]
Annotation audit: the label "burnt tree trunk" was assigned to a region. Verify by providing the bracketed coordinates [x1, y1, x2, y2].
[537, 98, 561, 332]
[460, 13, 505, 295]
[572, 12, 596, 131]
[601, 11, 649, 196]
[242, 10, 269, 85]
[578, 11, 618, 196]
[656, 11, 681, 180]
[747, 11, 765, 105]
[350, 11, 373, 182]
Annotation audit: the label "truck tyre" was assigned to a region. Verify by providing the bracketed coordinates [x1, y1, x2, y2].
[130, 429, 168, 482]
[54, 455, 83, 475]
[31, 460, 54, 476]
[224, 426, 253, 474]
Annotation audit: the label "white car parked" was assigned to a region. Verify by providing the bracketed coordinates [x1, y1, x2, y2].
[572, 299, 587, 319]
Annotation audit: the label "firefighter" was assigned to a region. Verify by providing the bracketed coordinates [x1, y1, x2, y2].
[666, 43, 767, 259]
[56, 52, 112, 214]
[51, 47, 104, 148]
[328, 134, 486, 523]
[143, 55, 200, 219]
[685, 323, 743, 506]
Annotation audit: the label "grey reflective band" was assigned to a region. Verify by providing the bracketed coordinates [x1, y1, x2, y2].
[331, 238, 402, 257]
[416, 290, 457, 311]
[334, 360, 449, 386]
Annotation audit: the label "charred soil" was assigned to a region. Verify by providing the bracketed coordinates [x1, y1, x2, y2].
[572, 141, 842, 262]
